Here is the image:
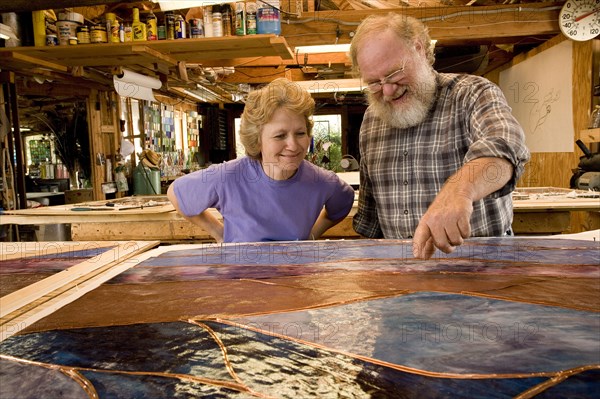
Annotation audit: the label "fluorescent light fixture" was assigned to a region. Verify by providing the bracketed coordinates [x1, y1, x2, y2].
[294, 78, 364, 94]
[295, 44, 351, 54]
[171, 86, 228, 103]
[295, 41, 435, 54]
[152, 0, 237, 11]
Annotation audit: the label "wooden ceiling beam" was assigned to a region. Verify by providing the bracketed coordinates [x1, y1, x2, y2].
[220, 67, 308, 84]
[281, 3, 562, 47]
[0, 0, 136, 13]
[198, 52, 351, 68]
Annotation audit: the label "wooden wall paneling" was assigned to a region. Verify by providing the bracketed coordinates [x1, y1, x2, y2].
[86, 90, 121, 201]
[486, 36, 595, 233]
[494, 36, 594, 189]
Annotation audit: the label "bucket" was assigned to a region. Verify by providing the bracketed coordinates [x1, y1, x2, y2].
[256, 0, 280, 35]
[56, 20, 80, 45]
[133, 165, 161, 195]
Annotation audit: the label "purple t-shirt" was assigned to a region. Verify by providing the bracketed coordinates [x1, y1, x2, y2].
[171, 157, 355, 242]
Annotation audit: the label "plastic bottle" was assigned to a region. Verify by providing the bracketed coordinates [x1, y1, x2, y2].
[110, 18, 120, 43]
[123, 22, 133, 42]
[132, 7, 146, 41]
[146, 10, 157, 40]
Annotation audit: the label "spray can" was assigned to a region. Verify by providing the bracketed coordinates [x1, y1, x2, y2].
[203, 6, 214, 37]
[212, 10, 223, 37]
[245, 1, 257, 35]
[235, 2, 246, 35]
[165, 12, 175, 40]
[222, 4, 232, 36]
[175, 14, 186, 39]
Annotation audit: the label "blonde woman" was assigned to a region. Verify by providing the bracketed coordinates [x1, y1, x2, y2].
[168, 78, 354, 243]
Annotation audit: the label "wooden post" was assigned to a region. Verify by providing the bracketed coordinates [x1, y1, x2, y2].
[1, 71, 26, 210]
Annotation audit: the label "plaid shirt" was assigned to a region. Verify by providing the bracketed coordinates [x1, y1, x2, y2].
[353, 72, 530, 239]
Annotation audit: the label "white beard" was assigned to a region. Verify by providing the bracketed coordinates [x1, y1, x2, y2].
[367, 63, 437, 129]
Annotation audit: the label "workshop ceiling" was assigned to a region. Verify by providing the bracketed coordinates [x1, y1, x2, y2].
[1, 0, 564, 129]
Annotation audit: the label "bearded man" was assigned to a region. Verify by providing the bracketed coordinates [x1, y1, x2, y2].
[349, 13, 530, 259]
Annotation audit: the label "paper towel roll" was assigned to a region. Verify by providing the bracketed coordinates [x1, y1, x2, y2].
[113, 69, 162, 102]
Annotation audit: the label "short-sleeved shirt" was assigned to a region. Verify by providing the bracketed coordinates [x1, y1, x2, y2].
[172, 157, 355, 242]
[353, 72, 531, 239]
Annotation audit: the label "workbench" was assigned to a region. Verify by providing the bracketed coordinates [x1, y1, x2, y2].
[0, 236, 598, 397]
[1, 188, 598, 242]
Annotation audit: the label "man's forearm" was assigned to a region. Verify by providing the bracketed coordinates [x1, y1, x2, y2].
[442, 157, 513, 203]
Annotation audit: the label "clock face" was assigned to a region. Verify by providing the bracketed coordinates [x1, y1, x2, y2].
[559, 0, 600, 41]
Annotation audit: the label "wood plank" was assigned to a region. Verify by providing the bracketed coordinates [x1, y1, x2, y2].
[0, 241, 119, 261]
[198, 53, 351, 68]
[0, 51, 68, 72]
[0, 0, 133, 13]
[280, 4, 561, 48]
[512, 211, 571, 234]
[0, 36, 295, 72]
[71, 220, 214, 242]
[580, 128, 600, 146]
[131, 45, 178, 67]
[0, 241, 157, 318]
[0, 241, 158, 341]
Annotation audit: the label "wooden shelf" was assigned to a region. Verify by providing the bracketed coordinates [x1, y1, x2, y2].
[0, 35, 294, 73]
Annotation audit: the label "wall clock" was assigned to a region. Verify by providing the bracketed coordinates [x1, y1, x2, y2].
[559, 0, 600, 41]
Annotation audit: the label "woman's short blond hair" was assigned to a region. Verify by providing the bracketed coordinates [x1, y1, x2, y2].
[349, 13, 435, 76]
[240, 78, 315, 160]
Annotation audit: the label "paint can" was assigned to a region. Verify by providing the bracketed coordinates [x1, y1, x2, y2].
[56, 20, 80, 45]
[76, 26, 90, 44]
[188, 18, 203, 38]
[256, 0, 280, 35]
[90, 25, 107, 43]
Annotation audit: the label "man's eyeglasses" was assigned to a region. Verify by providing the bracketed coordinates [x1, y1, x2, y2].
[364, 67, 406, 94]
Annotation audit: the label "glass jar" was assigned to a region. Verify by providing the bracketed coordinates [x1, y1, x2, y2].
[90, 25, 107, 43]
[77, 26, 90, 44]
[589, 105, 600, 129]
